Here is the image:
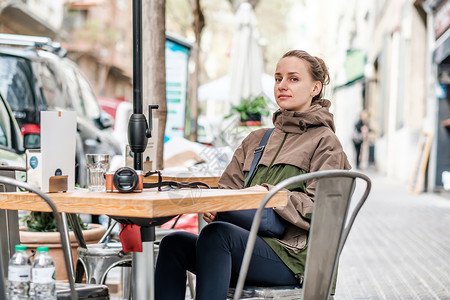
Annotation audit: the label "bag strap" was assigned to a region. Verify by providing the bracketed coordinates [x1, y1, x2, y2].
[244, 128, 274, 187]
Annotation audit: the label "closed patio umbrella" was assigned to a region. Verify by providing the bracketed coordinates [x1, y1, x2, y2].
[228, 1, 264, 108]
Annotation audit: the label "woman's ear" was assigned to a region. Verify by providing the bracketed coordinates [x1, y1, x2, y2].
[312, 81, 322, 97]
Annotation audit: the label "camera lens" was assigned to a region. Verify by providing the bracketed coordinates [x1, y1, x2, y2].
[113, 167, 139, 192]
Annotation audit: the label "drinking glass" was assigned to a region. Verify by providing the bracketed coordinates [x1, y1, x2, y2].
[86, 154, 110, 192]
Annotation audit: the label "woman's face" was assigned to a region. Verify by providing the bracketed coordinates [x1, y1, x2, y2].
[274, 56, 322, 112]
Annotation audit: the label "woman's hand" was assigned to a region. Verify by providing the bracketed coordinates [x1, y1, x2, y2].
[203, 212, 217, 223]
[202, 186, 268, 224]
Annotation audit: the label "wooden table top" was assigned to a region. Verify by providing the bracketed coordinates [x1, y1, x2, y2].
[0, 188, 287, 218]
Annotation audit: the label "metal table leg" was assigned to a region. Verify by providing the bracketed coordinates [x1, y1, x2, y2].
[132, 226, 155, 300]
[122, 266, 132, 300]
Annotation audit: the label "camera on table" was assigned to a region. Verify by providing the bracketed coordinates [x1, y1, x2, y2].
[105, 167, 143, 193]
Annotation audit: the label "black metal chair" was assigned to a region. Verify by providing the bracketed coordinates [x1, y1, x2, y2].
[230, 170, 372, 300]
[0, 175, 110, 300]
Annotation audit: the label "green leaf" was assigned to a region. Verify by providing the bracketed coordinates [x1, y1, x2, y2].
[226, 95, 270, 120]
[22, 212, 87, 232]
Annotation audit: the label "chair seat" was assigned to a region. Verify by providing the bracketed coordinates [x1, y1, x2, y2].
[228, 285, 302, 299]
[76, 242, 132, 284]
[228, 286, 335, 300]
[76, 227, 180, 281]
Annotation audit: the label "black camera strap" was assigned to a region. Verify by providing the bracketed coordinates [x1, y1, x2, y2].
[143, 170, 211, 190]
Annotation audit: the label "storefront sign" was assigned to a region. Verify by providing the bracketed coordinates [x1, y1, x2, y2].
[165, 36, 191, 139]
[344, 49, 365, 83]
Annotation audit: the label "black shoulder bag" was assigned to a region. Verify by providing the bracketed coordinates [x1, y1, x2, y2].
[217, 128, 288, 238]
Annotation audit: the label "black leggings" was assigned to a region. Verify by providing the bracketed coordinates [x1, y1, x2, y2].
[154, 221, 298, 300]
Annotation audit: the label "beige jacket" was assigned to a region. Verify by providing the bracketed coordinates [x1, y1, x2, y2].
[218, 99, 351, 252]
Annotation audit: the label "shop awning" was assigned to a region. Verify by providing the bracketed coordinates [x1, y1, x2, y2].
[434, 32, 450, 64]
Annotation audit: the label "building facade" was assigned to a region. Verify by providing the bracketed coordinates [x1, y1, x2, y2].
[322, 0, 448, 192]
[423, 0, 450, 192]
[0, 0, 63, 38]
[0, 0, 133, 101]
[62, 0, 133, 101]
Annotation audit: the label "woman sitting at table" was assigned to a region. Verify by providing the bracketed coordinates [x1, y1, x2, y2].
[154, 49, 350, 300]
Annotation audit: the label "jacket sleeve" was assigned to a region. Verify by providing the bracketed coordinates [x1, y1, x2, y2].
[217, 142, 246, 190]
[273, 133, 351, 231]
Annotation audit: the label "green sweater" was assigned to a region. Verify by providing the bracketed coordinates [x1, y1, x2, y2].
[247, 163, 308, 281]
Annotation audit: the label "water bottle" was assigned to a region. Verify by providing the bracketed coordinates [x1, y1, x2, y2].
[32, 246, 56, 300]
[8, 245, 31, 300]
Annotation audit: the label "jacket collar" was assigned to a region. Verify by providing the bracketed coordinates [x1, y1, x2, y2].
[272, 99, 336, 134]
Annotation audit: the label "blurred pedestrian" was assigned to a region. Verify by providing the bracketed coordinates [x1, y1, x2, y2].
[352, 111, 369, 169]
[155, 50, 350, 300]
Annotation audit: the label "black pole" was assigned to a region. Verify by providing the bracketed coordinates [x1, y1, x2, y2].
[128, 0, 146, 170]
[133, 0, 142, 115]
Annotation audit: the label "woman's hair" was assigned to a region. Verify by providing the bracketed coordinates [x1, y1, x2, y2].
[281, 50, 330, 101]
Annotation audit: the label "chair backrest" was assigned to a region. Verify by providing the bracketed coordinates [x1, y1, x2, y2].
[0, 176, 78, 300]
[233, 170, 371, 300]
[66, 213, 88, 249]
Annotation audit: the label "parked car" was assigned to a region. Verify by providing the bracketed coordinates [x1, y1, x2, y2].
[97, 98, 133, 152]
[0, 34, 122, 186]
[0, 92, 25, 169]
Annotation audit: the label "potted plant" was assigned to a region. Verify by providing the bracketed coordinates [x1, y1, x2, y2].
[22, 211, 88, 232]
[20, 212, 105, 280]
[226, 95, 270, 126]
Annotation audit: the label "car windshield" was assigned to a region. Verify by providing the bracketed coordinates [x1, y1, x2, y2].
[0, 104, 10, 147]
[55, 61, 84, 116]
[75, 68, 101, 120]
[33, 61, 68, 110]
[59, 60, 100, 120]
[0, 96, 19, 150]
[0, 55, 34, 114]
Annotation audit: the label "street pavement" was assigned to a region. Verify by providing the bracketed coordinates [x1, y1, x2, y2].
[334, 170, 450, 300]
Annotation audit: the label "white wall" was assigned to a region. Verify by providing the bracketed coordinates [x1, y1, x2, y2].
[332, 82, 364, 170]
[376, 127, 421, 184]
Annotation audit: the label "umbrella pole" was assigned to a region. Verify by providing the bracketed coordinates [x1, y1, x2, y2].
[128, 0, 145, 170]
[133, 0, 142, 116]
[129, 4, 158, 300]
